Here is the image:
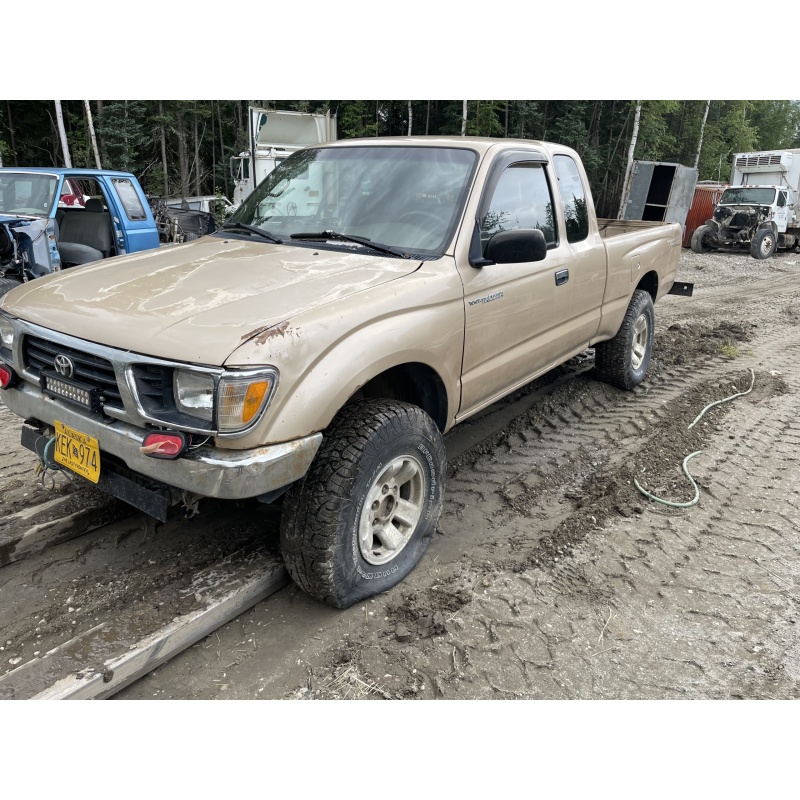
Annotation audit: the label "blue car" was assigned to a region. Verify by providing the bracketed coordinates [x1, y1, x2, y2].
[0, 168, 160, 296]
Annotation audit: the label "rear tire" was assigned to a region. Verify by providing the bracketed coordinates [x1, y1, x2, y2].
[750, 228, 776, 260]
[280, 399, 445, 608]
[690, 224, 715, 254]
[0, 278, 22, 300]
[594, 289, 655, 390]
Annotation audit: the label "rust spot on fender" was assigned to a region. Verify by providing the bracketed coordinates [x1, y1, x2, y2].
[241, 320, 299, 346]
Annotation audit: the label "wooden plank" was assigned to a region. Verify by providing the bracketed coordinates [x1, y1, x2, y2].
[0, 491, 127, 567]
[0, 546, 288, 700]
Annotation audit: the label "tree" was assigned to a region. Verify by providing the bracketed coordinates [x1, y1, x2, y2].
[98, 101, 150, 175]
[54, 101, 72, 168]
[618, 101, 642, 219]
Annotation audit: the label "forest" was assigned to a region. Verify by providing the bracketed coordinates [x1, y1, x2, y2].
[1, 100, 799, 219]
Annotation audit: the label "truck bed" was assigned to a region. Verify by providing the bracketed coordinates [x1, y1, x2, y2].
[596, 218, 677, 239]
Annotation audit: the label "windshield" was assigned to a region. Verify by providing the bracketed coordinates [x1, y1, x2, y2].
[0, 172, 58, 217]
[226, 145, 477, 254]
[720, 187, 776, 205]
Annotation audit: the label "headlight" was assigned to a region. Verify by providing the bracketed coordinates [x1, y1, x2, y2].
[0, 315, 13, 351]
[172, 367, 278, 433]
[217, 370, 278, 433]
[174, 369, 214, 421]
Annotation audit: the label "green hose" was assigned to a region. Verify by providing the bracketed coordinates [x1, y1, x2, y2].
[42, 436, 61, 470]
[688, 368, 755, 429]
[634, 368, 756, 507]
[634, 451, 703, 508]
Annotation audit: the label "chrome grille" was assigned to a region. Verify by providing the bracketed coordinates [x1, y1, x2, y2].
[23, 335, 123, 409]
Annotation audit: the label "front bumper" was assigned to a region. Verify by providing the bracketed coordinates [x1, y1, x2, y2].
[1, 379, 322, 501]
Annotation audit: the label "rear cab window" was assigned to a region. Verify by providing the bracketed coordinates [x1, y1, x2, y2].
[112, 178, 147, 220]
[553, 154, 590, 243]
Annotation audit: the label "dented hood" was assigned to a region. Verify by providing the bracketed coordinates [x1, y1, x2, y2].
[1, 237, 419, 364]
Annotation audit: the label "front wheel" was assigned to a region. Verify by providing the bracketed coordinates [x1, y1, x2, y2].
[280, 399, 446, 608]
[750, 228, 776, 260]
[594, 289, 655, 390]
[690, 224, 716, 254]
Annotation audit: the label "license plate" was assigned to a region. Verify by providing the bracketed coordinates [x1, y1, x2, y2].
[54, 421, 101, 483]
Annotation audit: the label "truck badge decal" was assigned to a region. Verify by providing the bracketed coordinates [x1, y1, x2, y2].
[469, 291, 504, 307]
[54, 354, 75, 378]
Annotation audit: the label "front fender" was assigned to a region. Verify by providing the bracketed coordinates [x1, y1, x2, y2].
[221, 259, 465, 447]
[757, 220, 778, 237]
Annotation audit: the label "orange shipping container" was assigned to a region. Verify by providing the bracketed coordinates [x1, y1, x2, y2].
[683, 182, 727, 247]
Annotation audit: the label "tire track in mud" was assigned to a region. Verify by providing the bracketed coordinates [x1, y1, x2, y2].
[440, 343, 775, 549]
[294, 286, 800, 699]
[422, 316, 800, 698]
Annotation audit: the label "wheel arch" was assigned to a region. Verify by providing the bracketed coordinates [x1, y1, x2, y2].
[635, 269, 658, 302]
[348, 361, 449, 433]
[247, 346, 456, 445]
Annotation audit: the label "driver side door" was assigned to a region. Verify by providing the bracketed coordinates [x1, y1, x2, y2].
[456, 155, 574, 419]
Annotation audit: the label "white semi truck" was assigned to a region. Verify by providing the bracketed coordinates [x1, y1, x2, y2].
[691, 148, 800, 259]
[230, 108, 337, 206]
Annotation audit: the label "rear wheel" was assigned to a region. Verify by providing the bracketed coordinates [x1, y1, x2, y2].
[690, 224, 715, 254]
[750, 228, 776, 260]
[594, 289, 655, 390]
[0, 278, 22, 300]
[280, 398, 445, 608]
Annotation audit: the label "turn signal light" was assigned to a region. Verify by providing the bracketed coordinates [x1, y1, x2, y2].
[141, 431, 188, 459]
[0, 364, 15, 389]
[218, 376, 275, 431]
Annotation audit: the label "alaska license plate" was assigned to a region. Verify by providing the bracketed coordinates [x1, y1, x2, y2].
[54, 421, 101, 483]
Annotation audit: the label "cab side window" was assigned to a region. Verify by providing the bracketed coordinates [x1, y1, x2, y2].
[553, 154, 590, 243]
[481, 163, 556, 256]
[112, 178, 147, 221]
[778, 191, 787, 208]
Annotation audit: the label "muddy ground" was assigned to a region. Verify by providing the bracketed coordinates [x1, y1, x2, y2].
[1, 246, 799, 700]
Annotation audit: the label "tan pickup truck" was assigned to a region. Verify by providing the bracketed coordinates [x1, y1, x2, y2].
[0, 137, 687, 607]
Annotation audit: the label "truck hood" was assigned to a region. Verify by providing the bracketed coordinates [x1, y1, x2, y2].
[1, 237, 420, 364]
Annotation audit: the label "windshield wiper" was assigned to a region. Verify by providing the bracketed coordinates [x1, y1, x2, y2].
[290, 230, 409, 259]
[219, 222, 283, 244]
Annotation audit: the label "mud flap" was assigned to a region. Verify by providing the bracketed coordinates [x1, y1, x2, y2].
[668, 281, 694, 297]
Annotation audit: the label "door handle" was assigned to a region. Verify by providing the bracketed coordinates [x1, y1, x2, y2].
[555, 269, 569, 286]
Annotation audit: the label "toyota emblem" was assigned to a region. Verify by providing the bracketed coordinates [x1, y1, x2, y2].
[54, 354, 75, 378]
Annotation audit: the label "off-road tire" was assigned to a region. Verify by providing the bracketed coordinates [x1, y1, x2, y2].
[0, 278, 22, 300]
[594, 289, 655, 390]
[279, 398, 446, 608]
[750, 228, 776, 260]
[690, 224, 715, 254]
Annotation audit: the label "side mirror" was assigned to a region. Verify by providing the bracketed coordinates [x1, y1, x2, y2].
[483, 228, 547, 265]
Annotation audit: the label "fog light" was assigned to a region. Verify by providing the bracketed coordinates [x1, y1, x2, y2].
[141, 431, 188, 459]
[0, 364, 15, 389]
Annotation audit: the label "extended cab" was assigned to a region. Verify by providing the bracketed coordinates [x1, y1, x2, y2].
[0, 138, 685, 608]
[0, 168, 160, 296]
